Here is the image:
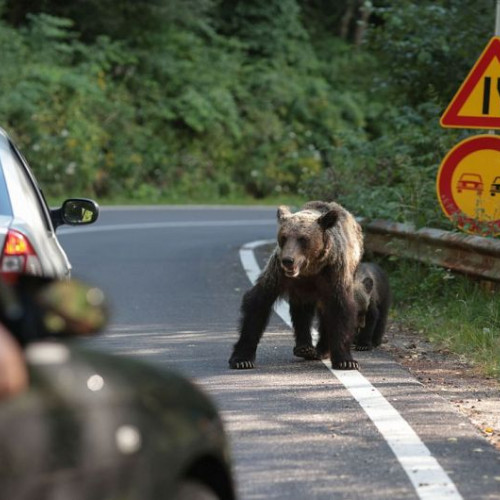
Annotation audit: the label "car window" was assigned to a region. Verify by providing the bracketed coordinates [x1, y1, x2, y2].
[0, 161, 13, 216]
[461, 174, 481, 182]
[4, 140, 53, 233]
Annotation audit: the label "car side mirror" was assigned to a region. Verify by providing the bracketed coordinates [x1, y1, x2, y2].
[62, 198, 99, 225]
[51, 198, 99, 229]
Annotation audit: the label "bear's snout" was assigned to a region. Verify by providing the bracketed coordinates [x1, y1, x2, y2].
[280, 255, 302, 278]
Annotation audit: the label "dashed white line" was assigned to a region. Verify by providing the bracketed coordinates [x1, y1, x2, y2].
[240, 239, 463, 500]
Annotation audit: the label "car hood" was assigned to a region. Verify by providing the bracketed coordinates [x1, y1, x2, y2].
[0, 342, 232, 498]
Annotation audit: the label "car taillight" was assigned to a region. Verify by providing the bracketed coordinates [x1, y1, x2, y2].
[1, 230, 42, 283]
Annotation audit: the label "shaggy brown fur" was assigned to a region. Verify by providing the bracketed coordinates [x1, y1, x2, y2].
[229, 200, 363, 370]
[353, 262, 391, 351]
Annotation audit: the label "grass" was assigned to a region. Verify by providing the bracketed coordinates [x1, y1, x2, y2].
[377, 255, 500, 379]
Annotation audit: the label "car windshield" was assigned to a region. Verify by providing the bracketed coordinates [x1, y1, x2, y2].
[461, 174, 481, 181]
[0, 135, 52, 233]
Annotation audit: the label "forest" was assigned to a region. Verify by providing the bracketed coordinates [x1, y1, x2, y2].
[0, 0, 495, 229]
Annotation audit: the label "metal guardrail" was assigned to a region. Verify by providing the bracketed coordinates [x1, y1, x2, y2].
[360, 219, 500, 282]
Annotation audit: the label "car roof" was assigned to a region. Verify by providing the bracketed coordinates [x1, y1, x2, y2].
[0, 128, 11, 146]
[460, 173, 481, 179]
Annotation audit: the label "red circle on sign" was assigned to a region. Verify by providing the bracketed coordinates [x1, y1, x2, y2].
[436, 135, 500, 235]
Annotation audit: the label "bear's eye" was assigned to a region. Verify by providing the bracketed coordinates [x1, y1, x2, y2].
[298, 236, 309, 247]
[278, 236, 287, 247]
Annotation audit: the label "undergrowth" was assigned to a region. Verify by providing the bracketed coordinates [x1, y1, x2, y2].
[377, 255, 500, 379]
[48, 194, 307, 208]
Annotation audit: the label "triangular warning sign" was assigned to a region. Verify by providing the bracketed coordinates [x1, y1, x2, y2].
[441, 37, 500, 129]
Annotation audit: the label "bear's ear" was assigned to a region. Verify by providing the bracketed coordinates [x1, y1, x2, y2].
[362, 276, 374, 294]
[277, 205, 292, 222]
[317, 208, 339, 231]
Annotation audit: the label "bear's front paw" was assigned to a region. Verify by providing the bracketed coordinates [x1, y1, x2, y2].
[332, 359, 359, 370]
[293, 345, 319, 360]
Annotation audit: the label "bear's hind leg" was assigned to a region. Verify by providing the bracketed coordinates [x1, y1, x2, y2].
[321, 295, 359, 370]
[355, 306, 379, 351]
[371, 302, 389, 348]
[290, 302, 318, 360]
[315, 322, 330, 360]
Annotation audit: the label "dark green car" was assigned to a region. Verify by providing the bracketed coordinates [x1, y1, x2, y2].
[0, 342, 236, 500]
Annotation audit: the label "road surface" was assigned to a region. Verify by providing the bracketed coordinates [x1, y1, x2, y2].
[60, 206, 500, 500]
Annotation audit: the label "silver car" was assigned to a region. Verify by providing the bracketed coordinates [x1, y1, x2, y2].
[0, 127, 98, 283]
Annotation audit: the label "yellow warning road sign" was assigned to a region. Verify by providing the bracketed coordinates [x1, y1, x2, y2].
[441, 37, 500, 129]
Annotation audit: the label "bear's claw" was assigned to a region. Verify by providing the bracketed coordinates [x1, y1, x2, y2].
[355, 344, 373, 351]
[229, 360, 255, 369]
[332, 359, 359, 370]
[293, 345, 319, 360]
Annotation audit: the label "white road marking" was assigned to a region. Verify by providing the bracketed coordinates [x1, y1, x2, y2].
[240, 240, 463, 500]
[59, 219, 275, 235]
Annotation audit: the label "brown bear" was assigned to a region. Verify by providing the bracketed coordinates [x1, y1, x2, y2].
[353, 262, 392, 351]
[229, 200, 364, 370]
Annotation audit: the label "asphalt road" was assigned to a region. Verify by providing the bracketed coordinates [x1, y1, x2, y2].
[59, 206, 500, 500]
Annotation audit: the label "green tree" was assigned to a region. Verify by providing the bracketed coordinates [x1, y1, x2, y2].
[368, 0, 493, 106]
[217, 0, 309, 62]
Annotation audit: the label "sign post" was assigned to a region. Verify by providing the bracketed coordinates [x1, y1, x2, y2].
[497, 0, 500, 37]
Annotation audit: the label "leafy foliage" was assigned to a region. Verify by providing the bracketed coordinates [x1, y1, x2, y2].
[0, 0, 497, 228]
[368, 0, 492, 106]
[306, 0, 497, 231]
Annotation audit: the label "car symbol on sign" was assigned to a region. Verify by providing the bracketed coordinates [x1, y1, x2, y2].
[490, 176, 500, 196]
[456, 173, 483, 195]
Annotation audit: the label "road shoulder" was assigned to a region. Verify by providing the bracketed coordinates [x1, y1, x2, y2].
[382, 322, 500, 451]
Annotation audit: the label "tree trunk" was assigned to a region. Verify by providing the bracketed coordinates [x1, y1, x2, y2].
[339, 0, 355, 40]
[354, 0, 371, 46]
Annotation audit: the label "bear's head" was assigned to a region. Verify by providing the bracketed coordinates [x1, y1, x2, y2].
[276, 205, 340, 278]
[353, 274, 374, 328]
